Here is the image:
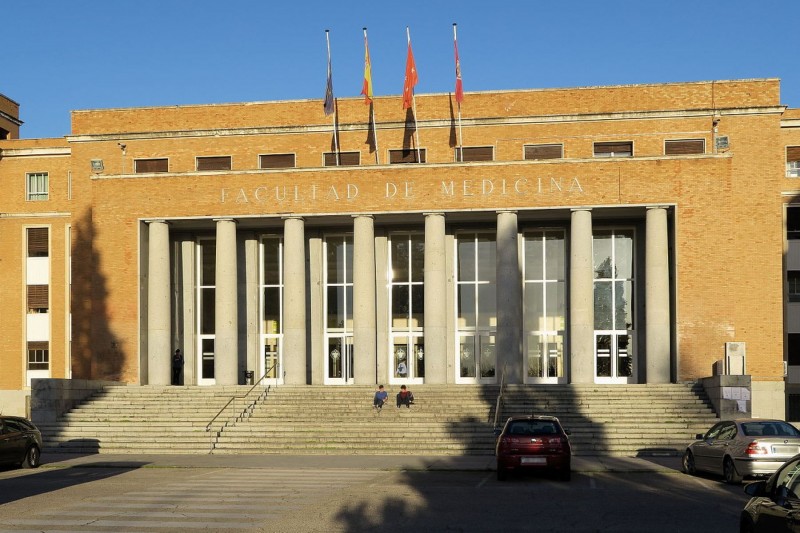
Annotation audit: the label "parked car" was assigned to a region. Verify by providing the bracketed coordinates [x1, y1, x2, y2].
[740, 452, 800, 532]
[0, 416, 42, 469]
[495, 415, 572, 481]
[682, 419, 800, 484]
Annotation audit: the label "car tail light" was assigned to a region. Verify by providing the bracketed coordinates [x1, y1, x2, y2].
[497, 437, 510, 454]
[745, 441, 769, 456]
[546, 436, 566, 450]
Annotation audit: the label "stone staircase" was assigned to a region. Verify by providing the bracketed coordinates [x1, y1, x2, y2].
[37, 382, 719, 457]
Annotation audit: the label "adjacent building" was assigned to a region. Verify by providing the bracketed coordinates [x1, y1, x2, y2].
[1, 79, 797, 419]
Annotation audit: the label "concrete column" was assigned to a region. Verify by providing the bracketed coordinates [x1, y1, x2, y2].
[424, 213, 447, 384]
[646, 206, 671, 383]
[214, 218, 238, 385]
[353, 215, 377, 384]
[283, 216, 307, 385]
[496, 211, 522, 384]
[147, 220, 171, 385]
[570, 209, 595, 383]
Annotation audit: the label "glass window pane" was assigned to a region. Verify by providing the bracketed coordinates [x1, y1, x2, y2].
[524, 282, 544, 331]
[201, 288, 215, 334]
[594, 281, 613, 330]
[524, 234, 543, 281]
[593, 231, 612, 279]
[480, 335, 496, 378]
[392, 238, 409, 282]
[263, 238, 281, 285]
[459, 336, 476, 377]
[527, 334, 543, 377]
[201, 242, 216, 286]
[618, 334, 633, 377]
[458, 285, 476, 328]
[478, 284, 497, 328]
[411, 284, 424, 328]
[410, 235, 424, 282]
[546, 281, 566, 331]
[393, 337, 409, 378]
[326, 237, 344, 284]
[392, 285, 409, 328]
[327, 286, 344, 329]
[202, 338, 215, 379]
[545, 334, 564, 378]
[412, 338, 424, 378]
[615, 230, 634, 279]
[477, 236, 496, 283]
[328, 338, 343, 379]
[615, 281, 634, 330]
[545, 232, 565, 280]
[596, 334, 611, 377]
[345, 237, 353, 284]
[263, 287, 280, 334]
[345, 285, 353, 329]
[458, 238, 476, 281]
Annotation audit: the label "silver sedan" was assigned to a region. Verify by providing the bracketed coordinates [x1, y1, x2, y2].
[682, 419, 800, 484]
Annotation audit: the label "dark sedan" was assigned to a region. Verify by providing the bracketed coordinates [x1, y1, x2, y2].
[495, 415, 572, 481]
[740, 452, 800, 532]
[0, 416, 42, 468]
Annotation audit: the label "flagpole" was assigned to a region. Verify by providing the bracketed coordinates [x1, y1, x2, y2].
[364, 28, 380, 164]
[454, 23, 463, 162]
[325, 30, 340, 166]
[407, 27, 422, 164]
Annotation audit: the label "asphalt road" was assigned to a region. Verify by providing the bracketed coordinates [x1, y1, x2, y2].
[0, 455, 749, 532]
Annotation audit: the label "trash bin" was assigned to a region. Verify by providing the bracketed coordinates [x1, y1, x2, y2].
[243, 370, 254, 385]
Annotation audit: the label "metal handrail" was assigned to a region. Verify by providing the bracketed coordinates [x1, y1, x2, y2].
[492, 362, 508, 429]
[205, 361, 280, 439]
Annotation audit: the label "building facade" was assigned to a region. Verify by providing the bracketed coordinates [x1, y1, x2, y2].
[1, 79, 797, 418]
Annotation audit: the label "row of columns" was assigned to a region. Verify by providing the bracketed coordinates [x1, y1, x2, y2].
[146, 207, 671, 386]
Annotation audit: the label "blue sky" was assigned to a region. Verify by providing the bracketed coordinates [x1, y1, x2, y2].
[5, 0, 800, 139]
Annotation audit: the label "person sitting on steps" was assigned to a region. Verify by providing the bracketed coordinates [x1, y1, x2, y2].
[396, 384, 414, 408]
[373, 385, 388, 410]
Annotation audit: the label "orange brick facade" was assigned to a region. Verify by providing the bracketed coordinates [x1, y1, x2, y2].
[1, 78, 797, 417]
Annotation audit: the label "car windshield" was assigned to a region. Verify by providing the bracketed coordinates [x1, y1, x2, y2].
[741, 421, 800, 438]
[507, 420, 559, 436]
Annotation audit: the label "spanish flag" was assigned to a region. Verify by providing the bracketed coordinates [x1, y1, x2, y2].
[361, 29, 373, 105]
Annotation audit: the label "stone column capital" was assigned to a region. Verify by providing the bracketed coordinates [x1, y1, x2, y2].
[351, 214, 374, 220]
[213, 217, 237, 224]
[145, 219, 169, 225]
[281, 215, 305, 221]
[570, 207, 593, 213]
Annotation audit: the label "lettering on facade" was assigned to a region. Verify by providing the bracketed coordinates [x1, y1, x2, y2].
[221, 177, 583, 205]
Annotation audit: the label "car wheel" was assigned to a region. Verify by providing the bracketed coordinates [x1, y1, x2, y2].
[682, 450, 697, 475]
[558, 468, 571, 482]
[739, 515, 755, 533]
[22, 445, 40, 469]
[724, 457, 742, 484]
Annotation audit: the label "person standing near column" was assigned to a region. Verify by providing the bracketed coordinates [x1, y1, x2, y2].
[171, 349, 184, 385]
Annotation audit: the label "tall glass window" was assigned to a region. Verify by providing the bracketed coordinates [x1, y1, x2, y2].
[389, 232, 424, 382]
[593, 228, 635, 381]
[456, 233, 497, 382]
[324, 235, 354, 383]
[261, 236, 283, 380]
[523, 230, 566, 382]
[197, 239, 216, 384]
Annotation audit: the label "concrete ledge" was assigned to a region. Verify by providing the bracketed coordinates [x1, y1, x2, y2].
[699, 375, 751, 419]
[31, 379, 124, 424]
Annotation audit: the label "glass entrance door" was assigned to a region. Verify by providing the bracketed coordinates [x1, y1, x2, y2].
[326, 335, 353, 384]
[595, 332, 635, 383]
[458, 334, 497, 383]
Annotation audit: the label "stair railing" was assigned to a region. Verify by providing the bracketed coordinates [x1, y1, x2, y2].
[205, 361, 280, 453]
[492, 362, 508, 429]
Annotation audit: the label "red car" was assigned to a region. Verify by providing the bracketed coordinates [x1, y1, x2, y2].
[495, 415, 572, 481]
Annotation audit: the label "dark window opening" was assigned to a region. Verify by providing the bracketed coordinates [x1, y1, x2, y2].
[196, 156, 232, 171]
[524, 144, 563, 160]
[455, 146, 494, 162]
[134, 158, 169, 173]
[27, 227, 49, 257]
[260, 154, 296, 169]
[323, 152, 360, 166]
[389, 149, 427, 164]
[665, 139, 705, 155]
[594, 141, 633, 158]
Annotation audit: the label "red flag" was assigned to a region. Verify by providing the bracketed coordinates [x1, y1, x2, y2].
[402, 35, 418, 110]
[454, 24, 464, 105]
[361, 30, 374, 105]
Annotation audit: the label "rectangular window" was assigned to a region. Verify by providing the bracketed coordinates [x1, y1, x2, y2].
[389, 233, 425, 382]
[27, 285, 49, 313]
[389, 148, 427, 164]
[789, 334, 800, 366]
[196, 156, 232, 171]
[524, 144, 563, 160]
[787, 147, 800, 178]
[789, 207, 800, 240]
[323, 152, 360, 166]
[27, 227, 49, 257]
[260, 153, 296, 169]
[27, 341, 49, 370]
[665, 139, 705, 155]
[789, 271, 800, 302]
[594, 141, 633, 158]
[455, 146, 493, 162]
[26, 172, 49, 201]
[134, 158, 169, 173]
